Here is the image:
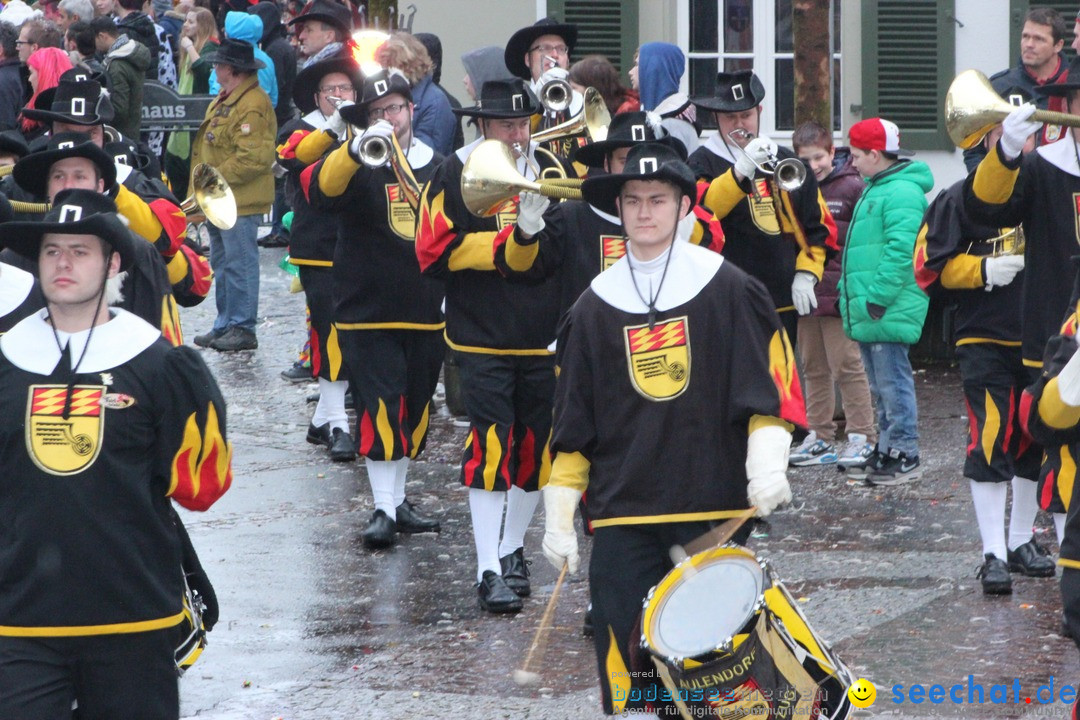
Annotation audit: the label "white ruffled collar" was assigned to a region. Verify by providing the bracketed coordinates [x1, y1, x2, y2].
[703, 133, 736, 165]
[1036, 136, 1080, 177]
[1, 307, 160, 375]
[590, 234, 723, 313]
[0, 262, 35, 320]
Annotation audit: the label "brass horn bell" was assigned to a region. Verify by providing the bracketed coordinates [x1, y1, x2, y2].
[461, 140, 582, 218]
[182, 163, 237, 230]
[531, 87, 612, 145]
[945, 69, 1080, 148]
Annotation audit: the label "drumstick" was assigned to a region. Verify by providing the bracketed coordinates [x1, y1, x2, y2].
[669, 506, 758, 566]
[512, 561, 569, 687]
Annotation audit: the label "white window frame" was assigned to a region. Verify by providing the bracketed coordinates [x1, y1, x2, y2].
[677, 0, 841, 142]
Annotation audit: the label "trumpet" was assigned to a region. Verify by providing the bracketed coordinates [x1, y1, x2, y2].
[462, 139, 581, 217]
[540, 77, 572, 114]
[328, 95, 398, 170]
[531, 87, 611, 145]
[728, 129, 806, 197]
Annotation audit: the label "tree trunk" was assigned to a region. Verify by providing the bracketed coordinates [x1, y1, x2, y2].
[792, 0, 832, 129]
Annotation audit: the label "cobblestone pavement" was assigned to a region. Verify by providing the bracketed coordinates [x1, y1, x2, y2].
[177, 247, 1079, 719]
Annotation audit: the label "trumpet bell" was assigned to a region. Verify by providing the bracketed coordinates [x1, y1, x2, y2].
[774, 157, 806, 192]
[358, 135, 391, 168]
[183, 163, 237, 230]
[541, 78, 572, 114]
[530, 87, 612, 145]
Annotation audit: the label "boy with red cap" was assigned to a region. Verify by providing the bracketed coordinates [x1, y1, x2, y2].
[838, 117, 933, 485]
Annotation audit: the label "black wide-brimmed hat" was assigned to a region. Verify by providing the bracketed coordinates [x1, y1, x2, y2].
[0, 129, 29, 159]
[1, 189, 135, 271]
[340, 68, 413, 127]
[581, 143, 697, 216]
[691, 69, 766, 113]
[453, 78, 541, 119]
[1034, 56, 1080, 96]
[13, 132, 117, 200]
[504, 18, 577, 80]
[21, 73, 115, 126]
[205, 38, 266, 72]
[104, 139, 150, 171]
[292, 55, 362, 115]
[573, 111, 685, 168]
[287, 0, 352, 35]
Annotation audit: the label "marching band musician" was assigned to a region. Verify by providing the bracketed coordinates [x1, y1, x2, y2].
[307, 68, 444, 550]
[541, 142, 802, 716]
[0, 189, 231, 719]
[915, 113, 1056, 595]
[275, 55, 363, 463]
[494, 110, 723, 316]
[13, 69, 210, 340]
[688, 69, 837, 342]
[504, 18, 582, 156]
[416, 78, 574, 614]
[9, 133, 183, 346]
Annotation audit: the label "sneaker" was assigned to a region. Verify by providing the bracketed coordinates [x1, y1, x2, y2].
[210, 327, 258, 352]
[837, 433, 874, 469]
[867, 449, 921, 486]
[789, 432, 837, 466]
[1007, 536, 1055, 577]
[845, 446, 884, 482]
[281, 362, 312, 383]
[192, 328, 224, 348]
[976, 553, 1012, 595]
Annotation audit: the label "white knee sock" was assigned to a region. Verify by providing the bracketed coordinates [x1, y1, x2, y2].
[470, 489, 506, 582]
[1055, 512, 1067, 545]
[499, 486, 541, 558]
[312, 378, 349, 431]
[365, 458, 397, 519]
[393, 457, 409, 507]
[970, 480, 1008, 560]
[1008, 476, 1040, 550]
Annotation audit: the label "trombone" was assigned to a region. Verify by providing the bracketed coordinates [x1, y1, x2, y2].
[462, 139, 582, 217]
[946, 69, 1080, 148]
[727, 129, 806, 199]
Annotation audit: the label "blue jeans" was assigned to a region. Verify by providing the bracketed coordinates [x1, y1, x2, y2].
[859, 341, 919, 457]
[207, 214, 261, 333]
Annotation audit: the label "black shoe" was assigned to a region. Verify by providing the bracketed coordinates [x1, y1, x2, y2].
[306, 422, 331, 448]
[258, 233, 289, 248]
[210, 327, 258, 351]
[361, 510, 396, 549]
[583, 603, 594, 637]
[867, 450, 921, 486]
[1062, 615, 1074, 639]
[976, 553, 1013, 595]
[281, 363, 312, 382]
[477, 570, 523, 613]
[1007, 537, 1056, 577]
[499, 547, 531, 597]
[395, 499, 440, 533]
[329, 428, 356, 462]
[193, 328, 224, 348]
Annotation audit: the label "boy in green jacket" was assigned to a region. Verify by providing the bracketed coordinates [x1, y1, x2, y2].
[839, 118, 933, 485]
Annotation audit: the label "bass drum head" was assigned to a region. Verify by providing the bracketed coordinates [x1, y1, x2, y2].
[648, 549, 764, 658]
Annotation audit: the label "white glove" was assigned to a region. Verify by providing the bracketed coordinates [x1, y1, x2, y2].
[516, 191, 550, 237]
[325, 106, 350, 138]
[791, 271, 818, 316]
[734, 135, 777, 181]
[746, 424, 793, 517]
[1057, 342, 1080, 406]
[999, 103, 1041, 160]
[983, 254, 1025, 289]
[348, 119, 395, 161]
[538, 66, 569, 88]
[542, 484, 582, 574]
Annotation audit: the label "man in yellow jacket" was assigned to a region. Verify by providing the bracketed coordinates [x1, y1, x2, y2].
[191, 38, 276, 352]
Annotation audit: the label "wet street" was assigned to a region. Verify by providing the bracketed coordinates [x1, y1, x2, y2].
[177, 246, 1079, 719]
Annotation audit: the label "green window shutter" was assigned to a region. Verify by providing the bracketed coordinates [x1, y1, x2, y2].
[861, 0, 955, 151]
[546, 0, 639, 75]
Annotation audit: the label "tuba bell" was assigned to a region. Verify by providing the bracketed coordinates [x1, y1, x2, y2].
[182, 163, 237, 230]
[461, 140, 582, 217]
[945, 69, 1080, 148]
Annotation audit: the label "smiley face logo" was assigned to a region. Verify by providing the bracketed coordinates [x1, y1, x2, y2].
[848, 678, 876, 708]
